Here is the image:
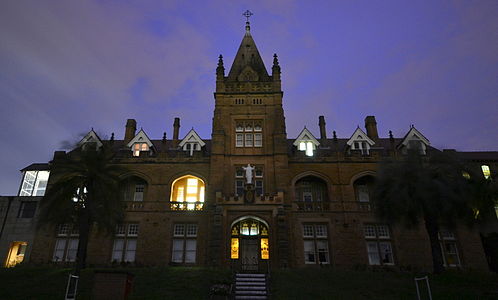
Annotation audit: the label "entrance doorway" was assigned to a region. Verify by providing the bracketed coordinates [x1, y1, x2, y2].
[230, 217, 269, 272]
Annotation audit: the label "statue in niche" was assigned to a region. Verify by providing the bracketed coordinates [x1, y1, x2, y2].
[242, 164, 255, 184]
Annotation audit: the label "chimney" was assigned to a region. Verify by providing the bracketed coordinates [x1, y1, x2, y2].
[173, 117, 180, 146]
[318, 116, 327, 140]
[124, 119, 137, 143]
[364, 116, 379, 140]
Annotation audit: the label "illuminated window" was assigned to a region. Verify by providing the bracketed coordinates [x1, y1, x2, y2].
[235, 120, 263, 148]
[481, 165, 491, 179]
[19, 170, 50, 196]
[112, 224, 139, 263]
[298, 142, 315, 156]
[231, 238, 239, 259]
[17, 201, 37, 218]
[439, 229, 460, 267]
[170, 176, 205, 210]
[132, 143, 149, 157]
[303, 224, 329, 264]
[53, 224, 79, 262]
[364, 224, 394, 266]
[172, 224, 197, 263]
[462, 171, 471, 179]
[5, 242, 28, 267]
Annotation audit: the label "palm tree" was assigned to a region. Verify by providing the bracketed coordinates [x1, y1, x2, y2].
[372, 150, 475, 274]
[38, 146, 124, 275]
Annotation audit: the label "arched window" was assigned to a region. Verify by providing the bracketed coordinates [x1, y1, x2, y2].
[121, 176, 147, 202]
[295, 176, 329, 211]
[170, 175, 205, 211]
[353, 175, 375, 209]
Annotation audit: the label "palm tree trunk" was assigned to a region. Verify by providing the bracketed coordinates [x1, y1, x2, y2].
[424, 216, 445, 274]
[75, 211, 90, 276]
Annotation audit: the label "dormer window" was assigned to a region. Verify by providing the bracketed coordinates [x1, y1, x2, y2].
[294, 128, 320, 157]
[400, 127, 430, 155]
[133, 143, 149, 157]
[347, 128, 375, 156]
[352, 140, 370, 155]
[19, 170, 50, 196]
[179, 129, 205, 156]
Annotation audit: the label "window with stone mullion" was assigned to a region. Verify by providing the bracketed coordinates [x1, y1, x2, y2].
[303, 224, 329, 265]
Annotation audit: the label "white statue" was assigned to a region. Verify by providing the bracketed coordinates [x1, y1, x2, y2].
[242, 164, 255, 184]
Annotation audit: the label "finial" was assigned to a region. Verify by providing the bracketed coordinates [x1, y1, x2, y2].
[273, 53, 279, 66]
[389, 130, 393, 139]
[243, 10, 253, 32]
[217, 54, 224, 76]
[333, 130, 337, 141]
[110, 132, 115, 141]
[162, 132, 166, 142]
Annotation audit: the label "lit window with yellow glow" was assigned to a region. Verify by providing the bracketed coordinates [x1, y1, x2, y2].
[5, 242, 28, 267]
[170, 175, 205, 210]
[231, 238, 239, 259]
[261, 238, 269, 259]
[133, 143, 149, 157]
[481, 165, 491, 179]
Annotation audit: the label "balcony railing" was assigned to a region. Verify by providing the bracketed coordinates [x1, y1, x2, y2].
[169, 201, 204, 211]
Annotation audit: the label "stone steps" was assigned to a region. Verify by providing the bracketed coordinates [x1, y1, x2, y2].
[234, 273, 268, 300]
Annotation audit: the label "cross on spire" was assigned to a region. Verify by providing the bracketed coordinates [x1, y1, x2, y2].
[243, 10, 253, 22]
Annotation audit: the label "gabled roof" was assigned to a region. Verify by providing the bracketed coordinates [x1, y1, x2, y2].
[227, 22, 269, 81]
[179, 129, 205, 147]
[77, 129, 103, 149]
[126, 129, 153, 148]
[399, 126, 430, 148]
[346, 127, 375, 146]
[293, 127, 320, 147]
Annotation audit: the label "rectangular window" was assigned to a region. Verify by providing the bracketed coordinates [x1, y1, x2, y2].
[439, 229, 460, 267]
[364, 224, 394, 266]
[254, 133, 262, 147]
[357, 185, 370, 202]
[53, 224, 79, 262]
[236, 134, 244, 147]
[245, 134, 253, 147]
[235, 120, 263, 148]
[481, 165, 491, 179]
[17, 201, 37, 218]
[172, 223, 198, 264]
[111, 224, 139, 263]
[19, 170, 50, 196]
[303, 224, 329, 264]
[133, 184, 144, 201]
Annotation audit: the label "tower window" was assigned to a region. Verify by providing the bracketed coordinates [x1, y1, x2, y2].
[235, 120, 263, 148]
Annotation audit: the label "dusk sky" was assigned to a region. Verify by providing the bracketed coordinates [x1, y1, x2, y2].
[1, 0, 497, 195]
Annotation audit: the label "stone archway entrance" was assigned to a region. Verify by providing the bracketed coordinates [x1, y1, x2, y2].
[230, 217, 269, 272]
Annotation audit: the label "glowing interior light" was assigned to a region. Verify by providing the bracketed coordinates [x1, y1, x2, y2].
[187, 203, 195, 210]
[187, 179, 198, 194]
[176, 187, 184, 202]
[200, 186, 205, 202]
[299, 142, 306, 151]
[305, 142, 314, 156]
[261, 238, 269, 259]
[231, 238, 239, 259]
[481, 165, 491, 179]
[186, 196, 197, 203]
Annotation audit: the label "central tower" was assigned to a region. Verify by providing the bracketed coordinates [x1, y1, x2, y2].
[210, 18, 288, 198]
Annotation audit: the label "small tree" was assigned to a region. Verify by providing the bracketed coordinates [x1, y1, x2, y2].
[372, 150, 475, 274]
[38, 146, 123, 275]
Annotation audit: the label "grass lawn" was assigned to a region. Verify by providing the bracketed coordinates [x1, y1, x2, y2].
[271, 267, 498, 300]
[0, 266, 496, 299]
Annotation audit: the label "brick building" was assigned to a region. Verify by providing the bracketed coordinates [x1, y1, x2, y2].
[2, 20, 497, 271]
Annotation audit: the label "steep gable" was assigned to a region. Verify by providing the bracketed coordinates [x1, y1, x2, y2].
[77, 129, 103, 150]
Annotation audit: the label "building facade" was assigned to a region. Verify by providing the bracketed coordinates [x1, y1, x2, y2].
[2, 21, 497, 271]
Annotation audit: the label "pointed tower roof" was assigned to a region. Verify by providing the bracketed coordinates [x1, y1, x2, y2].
[227, 19, 269, 81]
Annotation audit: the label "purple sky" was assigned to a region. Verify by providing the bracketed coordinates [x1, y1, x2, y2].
[1, 0, 497, 195]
